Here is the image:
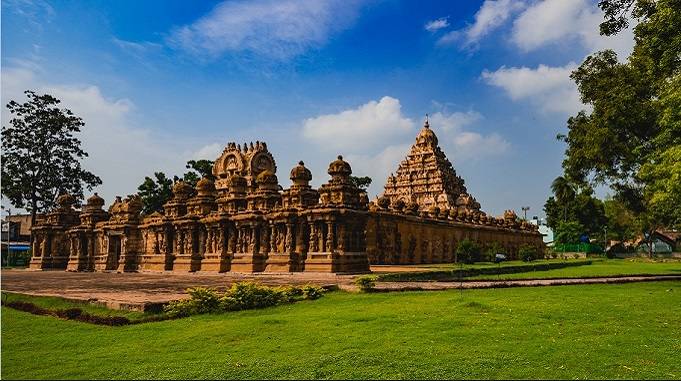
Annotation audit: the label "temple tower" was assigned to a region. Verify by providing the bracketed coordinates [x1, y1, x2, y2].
[382, 118, 481, 212]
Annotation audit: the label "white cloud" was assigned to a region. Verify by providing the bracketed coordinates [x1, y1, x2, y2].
[192, 143, 223, 161]
[453, 132, 510, 158]
[167, 0, 361, 60]
[424, 17, 449, 32]
[481, 63, 584, 113]
[440, 0, 524, 46]
[347, 144, 411, 199]
[511, 0, 635, 58]
[1, 65, 215, 207]
[429, 110, 482, 132]
[302, 96, 415, 151]
[429, 111, 509, 160]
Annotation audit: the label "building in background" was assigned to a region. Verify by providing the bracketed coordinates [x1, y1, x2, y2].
[1, 214, 34, 266]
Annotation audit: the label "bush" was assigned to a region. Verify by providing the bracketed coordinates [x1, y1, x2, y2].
[519, 245, 537, 262]
[221, 282, 285, 311]
[483, 242, 505, 263]
[354, 276, 376, 292]
[456, 239, 482, 264]
[164, 287, 222, 317]
[164, 282, 326, 317]
[301, 285, 325, 300]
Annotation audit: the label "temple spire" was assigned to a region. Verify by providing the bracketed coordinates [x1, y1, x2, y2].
[424, 114, 430, 129]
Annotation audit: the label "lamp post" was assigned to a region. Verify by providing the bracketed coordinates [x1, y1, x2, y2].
[521, 206, 530, 221]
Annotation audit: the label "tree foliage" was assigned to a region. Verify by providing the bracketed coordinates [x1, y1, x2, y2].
[557, 0, 681, 254]
[544, 181, 607, 237]
[455, 239, 482, 264]
[349, 176, 372, 191]
[554, 221, 586, 246]
[1, 91, 102, 225]
[137, 172, 173, 216]
[137, 159, 214, 215]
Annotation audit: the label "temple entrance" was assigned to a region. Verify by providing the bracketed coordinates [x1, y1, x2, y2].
[107, 235, 122, 270]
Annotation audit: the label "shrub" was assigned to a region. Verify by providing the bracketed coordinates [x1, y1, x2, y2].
[163, 282, 326, 317]
[355, 276, 376, 292]
[456, 239, 482, 264]
[301, 285, 325, 300]
[519, 245, 537, 262]
[483, 242, 504, 263]
[164, 287, 221, 317]
[221, 282, 285, 311]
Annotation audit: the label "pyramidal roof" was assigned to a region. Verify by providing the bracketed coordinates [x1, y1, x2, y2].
[382, 119, 481, 211]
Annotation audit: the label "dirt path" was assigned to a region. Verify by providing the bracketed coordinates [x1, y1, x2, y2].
[2, 270, 679, 311]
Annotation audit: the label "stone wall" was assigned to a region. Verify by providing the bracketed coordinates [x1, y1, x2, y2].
[367, 210, 543, 265]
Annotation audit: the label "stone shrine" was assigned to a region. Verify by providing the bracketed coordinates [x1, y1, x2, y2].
[30, 120, 543, 273]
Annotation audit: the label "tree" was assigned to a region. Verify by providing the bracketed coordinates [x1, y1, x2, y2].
[558, 0, 681, 256]
[603, 196, 637, 242]
[550, 176, 576, 222]
[2, 91, 102, 227]
[137, 159, 215, 215]
[137, 172, 173, 215]
[543, 184, 606, 237]
[455, 239, 481, 264]
[554, 221, 585, 246]
[175, 159, 215, 188]
[349, 176, 372, 191]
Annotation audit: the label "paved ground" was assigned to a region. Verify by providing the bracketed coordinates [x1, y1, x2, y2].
[1, 269, 358, 310]
[3, 269, 679, 311]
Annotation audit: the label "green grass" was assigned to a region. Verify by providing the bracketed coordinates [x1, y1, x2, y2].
[1, 292, 152, 320]
[468, 258, 681, 280]
[3, 281, 680, 379]
[374, 259, 593, 282]
[412, 258, 587, 270]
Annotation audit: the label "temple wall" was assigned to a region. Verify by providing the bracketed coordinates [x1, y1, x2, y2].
[366, 211, 544, 265]
[29, 139, 545, 274]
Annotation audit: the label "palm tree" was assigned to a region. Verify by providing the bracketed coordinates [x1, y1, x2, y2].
[551, 176, 576, 221]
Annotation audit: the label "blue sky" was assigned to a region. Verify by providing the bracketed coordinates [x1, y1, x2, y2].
[1, 0, 635, 218]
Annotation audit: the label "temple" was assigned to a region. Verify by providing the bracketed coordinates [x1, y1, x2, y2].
[29, 120, 543, 273]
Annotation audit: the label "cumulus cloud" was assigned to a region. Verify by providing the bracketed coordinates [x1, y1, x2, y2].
[302, 96, 415, 151]
[429, 110, 482, 132]
[453, 132, 510, 158]
[167, 0, 361, 60]
[481, 63, 584, 114]
[429, 111, 509, 160]
[424, 17, 449, 32]
[1, 64, 214, 207]
[439, 0, 524, 46]
[346, 144, 411, 198]
[511, 0, 635, 58]
[192, 143, 224, 161]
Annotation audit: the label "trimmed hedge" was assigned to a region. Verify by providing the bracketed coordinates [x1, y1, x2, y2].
[375, 260, 593, 282]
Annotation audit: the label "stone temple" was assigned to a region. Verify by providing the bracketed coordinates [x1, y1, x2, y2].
[29, 120, 543, 273]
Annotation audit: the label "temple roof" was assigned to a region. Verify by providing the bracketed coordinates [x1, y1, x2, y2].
[382, 119, 480, 211]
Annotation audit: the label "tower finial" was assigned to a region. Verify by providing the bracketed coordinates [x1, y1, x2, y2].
[424, 113, 430, 128]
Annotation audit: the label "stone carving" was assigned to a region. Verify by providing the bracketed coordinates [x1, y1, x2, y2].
[383, 118, 479, 212]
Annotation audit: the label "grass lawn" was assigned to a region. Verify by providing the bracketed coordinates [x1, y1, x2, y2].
[412, 258, 589, 270]
[2, 281, 680, 379]
[468, 259, 681, 280]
